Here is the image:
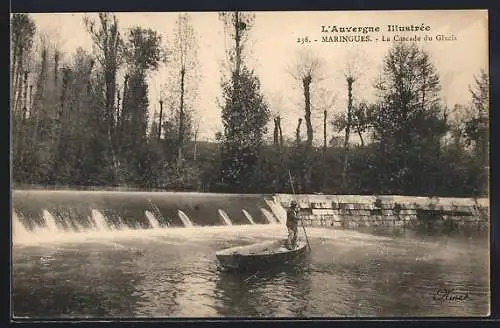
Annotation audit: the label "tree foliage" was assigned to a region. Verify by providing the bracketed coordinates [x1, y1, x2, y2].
[11, 15, 487, 197]
[216, 12, 270, 192]
[219, 67, 270, 192]
[162, 13, 200, 167]
[371, 42, 448, 194]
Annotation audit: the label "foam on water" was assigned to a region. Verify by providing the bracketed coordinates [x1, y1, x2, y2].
[178, 210, 194, 227]
[147, 198, 167, 226]
[242, 209, 256, 225]
[12, 222, 279, 246]
[265, 198, 287, 223]
[91, 209, 110, 231]
[218, 209, 233, 226]
[261, 208, 278, 224]
[12, 211, 29, 238]
[43, 210, 60, 233]
[145, 211, 161, 229]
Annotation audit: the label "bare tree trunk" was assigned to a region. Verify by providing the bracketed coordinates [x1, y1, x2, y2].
[421, 75, 426, 111]
[15, 70, 29, 167]
[116, 88, 121, 124]
[32, 48, 48, 143]
[52, 68, 70, 180]
[105, 69, 118, 177]
[342, 77, 354, 189]
[117, 74, 129, 150]
[323, 109, 327, 152]
[158, 99, 163, 141]
[54, 51, 60, 85]
[278, 117, 283, 148]
[10, 35, 20, 107]
[344, 77, 354, 149]
[303, 75, 313, 148]
[21, 71, 29, 121]
[358, 129, 365, 147]
[178, 67, 186, 167]
[28, 85, 33, 116]
[14, 48, 24, 114]
[296, 118, 303, 143]
[193, 128, 198, 161]
[234, 11, 242, 78]
[273, 117, 279, 145]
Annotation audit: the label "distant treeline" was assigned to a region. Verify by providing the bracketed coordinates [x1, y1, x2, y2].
[11, 13, 488, 197]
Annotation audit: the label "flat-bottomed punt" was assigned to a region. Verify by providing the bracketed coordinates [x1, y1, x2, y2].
[216, 239, 308, 271]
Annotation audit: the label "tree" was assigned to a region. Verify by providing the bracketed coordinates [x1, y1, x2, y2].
[463, 70, 489, 195]
[287, 50, 326, 192]
[217, 11, 269, 192]
[11, 14, 36, 183]
[373, 42, 441, 144]
[289, 50, 325, 148]
[372, 42, 446, 194]
[313, 88, 337, 151]
[10, 14, 36, 114]
[22, 35, 71, 185]
[331, 101, 374, 147]
[120, 26, 163, 184]
[464, 70, 488, 156]
[164, 13, 200, 168]
[268, 92, 285, 149]
[219, 12, 255, 79]
[219, 67, 270, 192]
[84, 13, 124, 180]
[336, 50, 369, 189]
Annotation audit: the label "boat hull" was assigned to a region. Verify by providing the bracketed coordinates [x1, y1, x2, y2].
[216, 239, 308, 271]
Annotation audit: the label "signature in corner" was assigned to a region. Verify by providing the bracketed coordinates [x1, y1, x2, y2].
[432, 288, 472, 302]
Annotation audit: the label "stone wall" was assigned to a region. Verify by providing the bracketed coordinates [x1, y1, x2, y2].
[272, 194, 489, 230]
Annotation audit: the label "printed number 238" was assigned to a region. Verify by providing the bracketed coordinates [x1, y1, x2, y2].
[297, 36, 311, 44]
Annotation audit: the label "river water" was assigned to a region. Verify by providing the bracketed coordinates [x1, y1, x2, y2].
[12, 222, 489, 318]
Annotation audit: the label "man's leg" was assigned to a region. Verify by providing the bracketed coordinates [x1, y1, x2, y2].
[287, 226, 294, 249]
[291, 226, 298, 248]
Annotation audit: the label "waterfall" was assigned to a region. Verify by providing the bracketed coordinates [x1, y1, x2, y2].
[91, 209, 110, 231]
[145, 210, 161, 229]
[42, 210, 61, 232]
[148, 198, 168, 226]
[113, 217, 126, 231]
[242, 209, 256, 225]
[12, 211, 29, 236]
[218, 209, 233, 226]
[265, 198, 286, 223]
[178, 210, 194, 227]
[260, 208, 278, 224]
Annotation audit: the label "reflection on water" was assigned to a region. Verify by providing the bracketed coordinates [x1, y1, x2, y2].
[12, 225, 489, 318]
[215, 258, 312, 317]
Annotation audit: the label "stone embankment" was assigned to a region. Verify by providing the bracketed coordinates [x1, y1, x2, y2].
[272, 194, 489, 230]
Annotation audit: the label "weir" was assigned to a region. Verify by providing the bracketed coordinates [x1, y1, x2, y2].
[13, 190, 487, 242]
[12, 190, 284, 239]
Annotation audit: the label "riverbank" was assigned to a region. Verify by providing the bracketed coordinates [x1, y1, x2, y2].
[273, 194, 489, 231]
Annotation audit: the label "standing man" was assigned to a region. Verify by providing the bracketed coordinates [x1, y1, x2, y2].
[286, 200, 299, 249]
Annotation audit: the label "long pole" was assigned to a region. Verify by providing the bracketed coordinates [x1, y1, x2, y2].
[288, 170, 311, 251]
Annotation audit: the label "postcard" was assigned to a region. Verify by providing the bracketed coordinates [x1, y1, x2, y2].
[11, 10, 489, 319]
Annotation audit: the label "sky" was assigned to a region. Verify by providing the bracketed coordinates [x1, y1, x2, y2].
[28, 10, 488, 143]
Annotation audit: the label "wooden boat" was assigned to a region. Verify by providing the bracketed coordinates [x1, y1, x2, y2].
[216, 239, 309, 271]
